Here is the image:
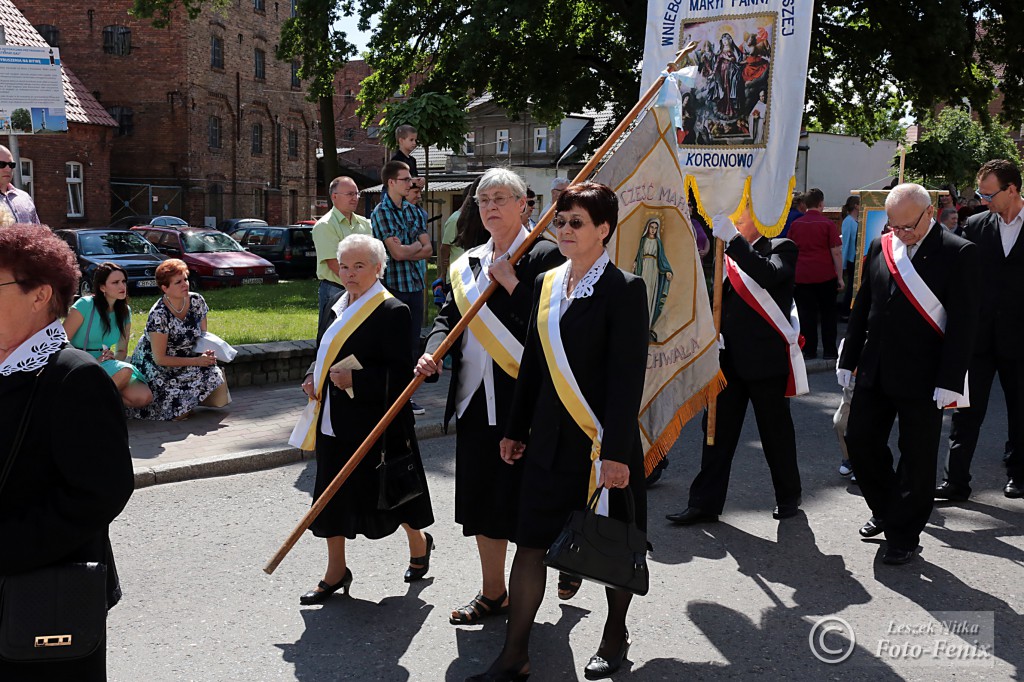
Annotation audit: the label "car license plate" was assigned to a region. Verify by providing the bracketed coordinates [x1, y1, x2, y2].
[242, 277, 264, 285]
[305, 250, 316, 257]
[138, 279, 157, 288]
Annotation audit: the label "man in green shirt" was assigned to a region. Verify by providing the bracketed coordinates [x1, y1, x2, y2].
[313, 175, 371, 325]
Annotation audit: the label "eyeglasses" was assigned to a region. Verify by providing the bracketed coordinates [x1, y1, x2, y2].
[0, 280, 24, 288]
[475, 194, 514, 208]
[885, 205, 929, 234]
[975, 184, 1009, 202]
[0, 161, 17, 169]
[552, 216, 587, 230]
[395, 176, 414, 184]
[334, 191, 361, 198]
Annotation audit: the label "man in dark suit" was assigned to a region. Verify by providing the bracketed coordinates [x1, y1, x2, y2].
[936, 159, 1024, 501]
[667, 209, 803, 525]
[839, 183, 978, 565]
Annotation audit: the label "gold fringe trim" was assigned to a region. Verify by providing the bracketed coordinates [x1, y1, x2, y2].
[643, 369, 727, 476]
[682, 174, 795, 239]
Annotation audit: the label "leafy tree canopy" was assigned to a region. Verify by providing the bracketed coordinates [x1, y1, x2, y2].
[357, 0, 1024, 144]
[901, 107, 1022, 190]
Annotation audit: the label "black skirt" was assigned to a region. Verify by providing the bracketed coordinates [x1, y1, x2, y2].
[309, 422, 434, 541]
[454, 388, 523, 540]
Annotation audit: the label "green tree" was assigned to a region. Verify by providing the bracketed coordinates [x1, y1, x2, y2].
[377, 93, 468, 181]
[901, 108, 1022, 190]
[130, 0, 356, 183]
[357, 0, 1024, 144]
[11, 108, 31, 133]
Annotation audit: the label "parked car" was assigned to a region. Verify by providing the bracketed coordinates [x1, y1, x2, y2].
[55, 229, 167, 297]
[227, 224, 316, 277]
[217, 218, 269, 233]
[108, 214, 189, 230]
[131, 226, 279, 289]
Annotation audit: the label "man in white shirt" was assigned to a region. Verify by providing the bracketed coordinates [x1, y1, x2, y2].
[937, 159, 1024, 502]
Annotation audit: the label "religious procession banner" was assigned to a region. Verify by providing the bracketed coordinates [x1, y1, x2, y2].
[594, 103, 725, 474]
[640, 0, 814, 234]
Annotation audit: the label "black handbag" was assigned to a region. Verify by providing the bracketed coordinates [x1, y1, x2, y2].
[0, 362, 109, 663]
[376, 372, 425, 510]
[544, 486, 650, 596]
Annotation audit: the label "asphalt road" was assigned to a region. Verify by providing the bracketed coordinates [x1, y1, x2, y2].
[107, 371, 1023, 681]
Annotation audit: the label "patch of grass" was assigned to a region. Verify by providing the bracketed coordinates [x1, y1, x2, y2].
[126, 279, 320, 352]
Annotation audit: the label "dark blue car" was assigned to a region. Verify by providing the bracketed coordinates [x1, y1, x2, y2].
[56, 229, 167, 297]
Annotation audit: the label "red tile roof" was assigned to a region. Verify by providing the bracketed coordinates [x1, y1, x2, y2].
[0, 0, 117, 128]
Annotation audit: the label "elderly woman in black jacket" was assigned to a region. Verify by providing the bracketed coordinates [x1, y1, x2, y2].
[0, 224, 135, 681]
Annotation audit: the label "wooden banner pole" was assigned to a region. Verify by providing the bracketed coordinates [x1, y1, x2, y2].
[705, 237, 725, 446]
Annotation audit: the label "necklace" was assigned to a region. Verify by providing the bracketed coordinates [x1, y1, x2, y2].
[164, 295, 187, 315]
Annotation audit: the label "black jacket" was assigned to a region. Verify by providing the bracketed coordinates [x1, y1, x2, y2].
[507, 265, 649, 472]
[0, 347, 134, 580]
[961, 209, 1024, 357]
[423, 239, 564, 430]
[721, 236, 797, 381]
[839, 224, 979, 399]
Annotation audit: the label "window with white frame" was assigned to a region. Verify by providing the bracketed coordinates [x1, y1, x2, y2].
[18, 159, 33, 200]
[465, 132, 475, 155]
[66, 162, 84, 217]
[534, 126, 548, 153]
[497, 129, 509, 155]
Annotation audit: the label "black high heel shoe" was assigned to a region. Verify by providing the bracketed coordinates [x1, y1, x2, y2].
[584, 631, 630, 679]
[404, 532, 434, 582]
[465, 661, 530, 681]
[299, 568, 352, 605]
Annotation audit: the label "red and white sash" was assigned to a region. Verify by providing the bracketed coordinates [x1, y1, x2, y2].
[880, 232, 969, 408]
[725, 256, 809, 397]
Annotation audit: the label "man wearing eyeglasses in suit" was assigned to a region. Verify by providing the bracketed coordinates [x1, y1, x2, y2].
[0, 145, 39, 225]
[838, 183, 979, 566]
[936, 159, 1024, 502]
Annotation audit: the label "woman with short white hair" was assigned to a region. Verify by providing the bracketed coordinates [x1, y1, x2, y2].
[416, 167, 564, 627]
[293, 233, 434, 605]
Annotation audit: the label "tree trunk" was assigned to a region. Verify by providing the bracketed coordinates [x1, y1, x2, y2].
[320, 95, 339, 187]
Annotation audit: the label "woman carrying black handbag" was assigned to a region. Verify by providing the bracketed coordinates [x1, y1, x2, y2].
[468, 184, 651, 681]
[0, 224, 135, 681]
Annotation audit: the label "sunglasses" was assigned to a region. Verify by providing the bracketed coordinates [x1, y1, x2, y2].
[0, 161, 17, 169]
[975, 184, 1008, 202]
[526, 200, 535, 207]
[552, 216, 587, 230]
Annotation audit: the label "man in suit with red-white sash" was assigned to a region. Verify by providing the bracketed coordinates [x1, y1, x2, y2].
[667, 208, 805, 525]
[838, 183, 979, 565]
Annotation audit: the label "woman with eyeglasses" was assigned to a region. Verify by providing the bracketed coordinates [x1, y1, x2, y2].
[416, 167, 563, 628]
[468, 183, 650, 681]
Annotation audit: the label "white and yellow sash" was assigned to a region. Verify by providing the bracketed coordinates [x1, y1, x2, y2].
[449, 252, 523, 378]
[537, 263, 609, 515]
[288, 283, 392, 450]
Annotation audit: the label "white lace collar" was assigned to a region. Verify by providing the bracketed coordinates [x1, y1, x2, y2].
[0, 321, 67, 376]
[564, 251, 610, 300]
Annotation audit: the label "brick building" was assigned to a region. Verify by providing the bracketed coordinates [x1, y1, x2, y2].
[16, 0, 318, 227]
[1, 0, 116, 228]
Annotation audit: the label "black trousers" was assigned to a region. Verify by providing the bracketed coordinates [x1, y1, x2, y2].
[944, 349, 1024, 487]
[794, 279, 839, 358]
[840, 263, 856, 316]
[845, 383, 943, 551]
[688, 367, 801, 515]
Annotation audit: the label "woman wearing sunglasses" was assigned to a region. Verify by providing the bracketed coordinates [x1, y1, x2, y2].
[469, 183, 650, 681]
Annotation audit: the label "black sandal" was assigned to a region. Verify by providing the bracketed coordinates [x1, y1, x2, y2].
[449, 591, 509, 625]
[557, 571, 582, 600]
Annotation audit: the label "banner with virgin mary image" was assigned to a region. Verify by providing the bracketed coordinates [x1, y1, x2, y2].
[640, 0, 814, 234]
[594, 102, 725, 474]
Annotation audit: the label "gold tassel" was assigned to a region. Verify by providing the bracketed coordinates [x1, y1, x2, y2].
[643, 370, 727, 476]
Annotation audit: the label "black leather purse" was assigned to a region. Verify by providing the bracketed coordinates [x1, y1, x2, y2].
[544, 486, 650, 596]
[0, 363, 109, 663]
[376, 372, 425, 511]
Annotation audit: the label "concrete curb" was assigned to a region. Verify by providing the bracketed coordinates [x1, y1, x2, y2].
[134, 362, 836, 489]
[133, 420, 453, 488]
